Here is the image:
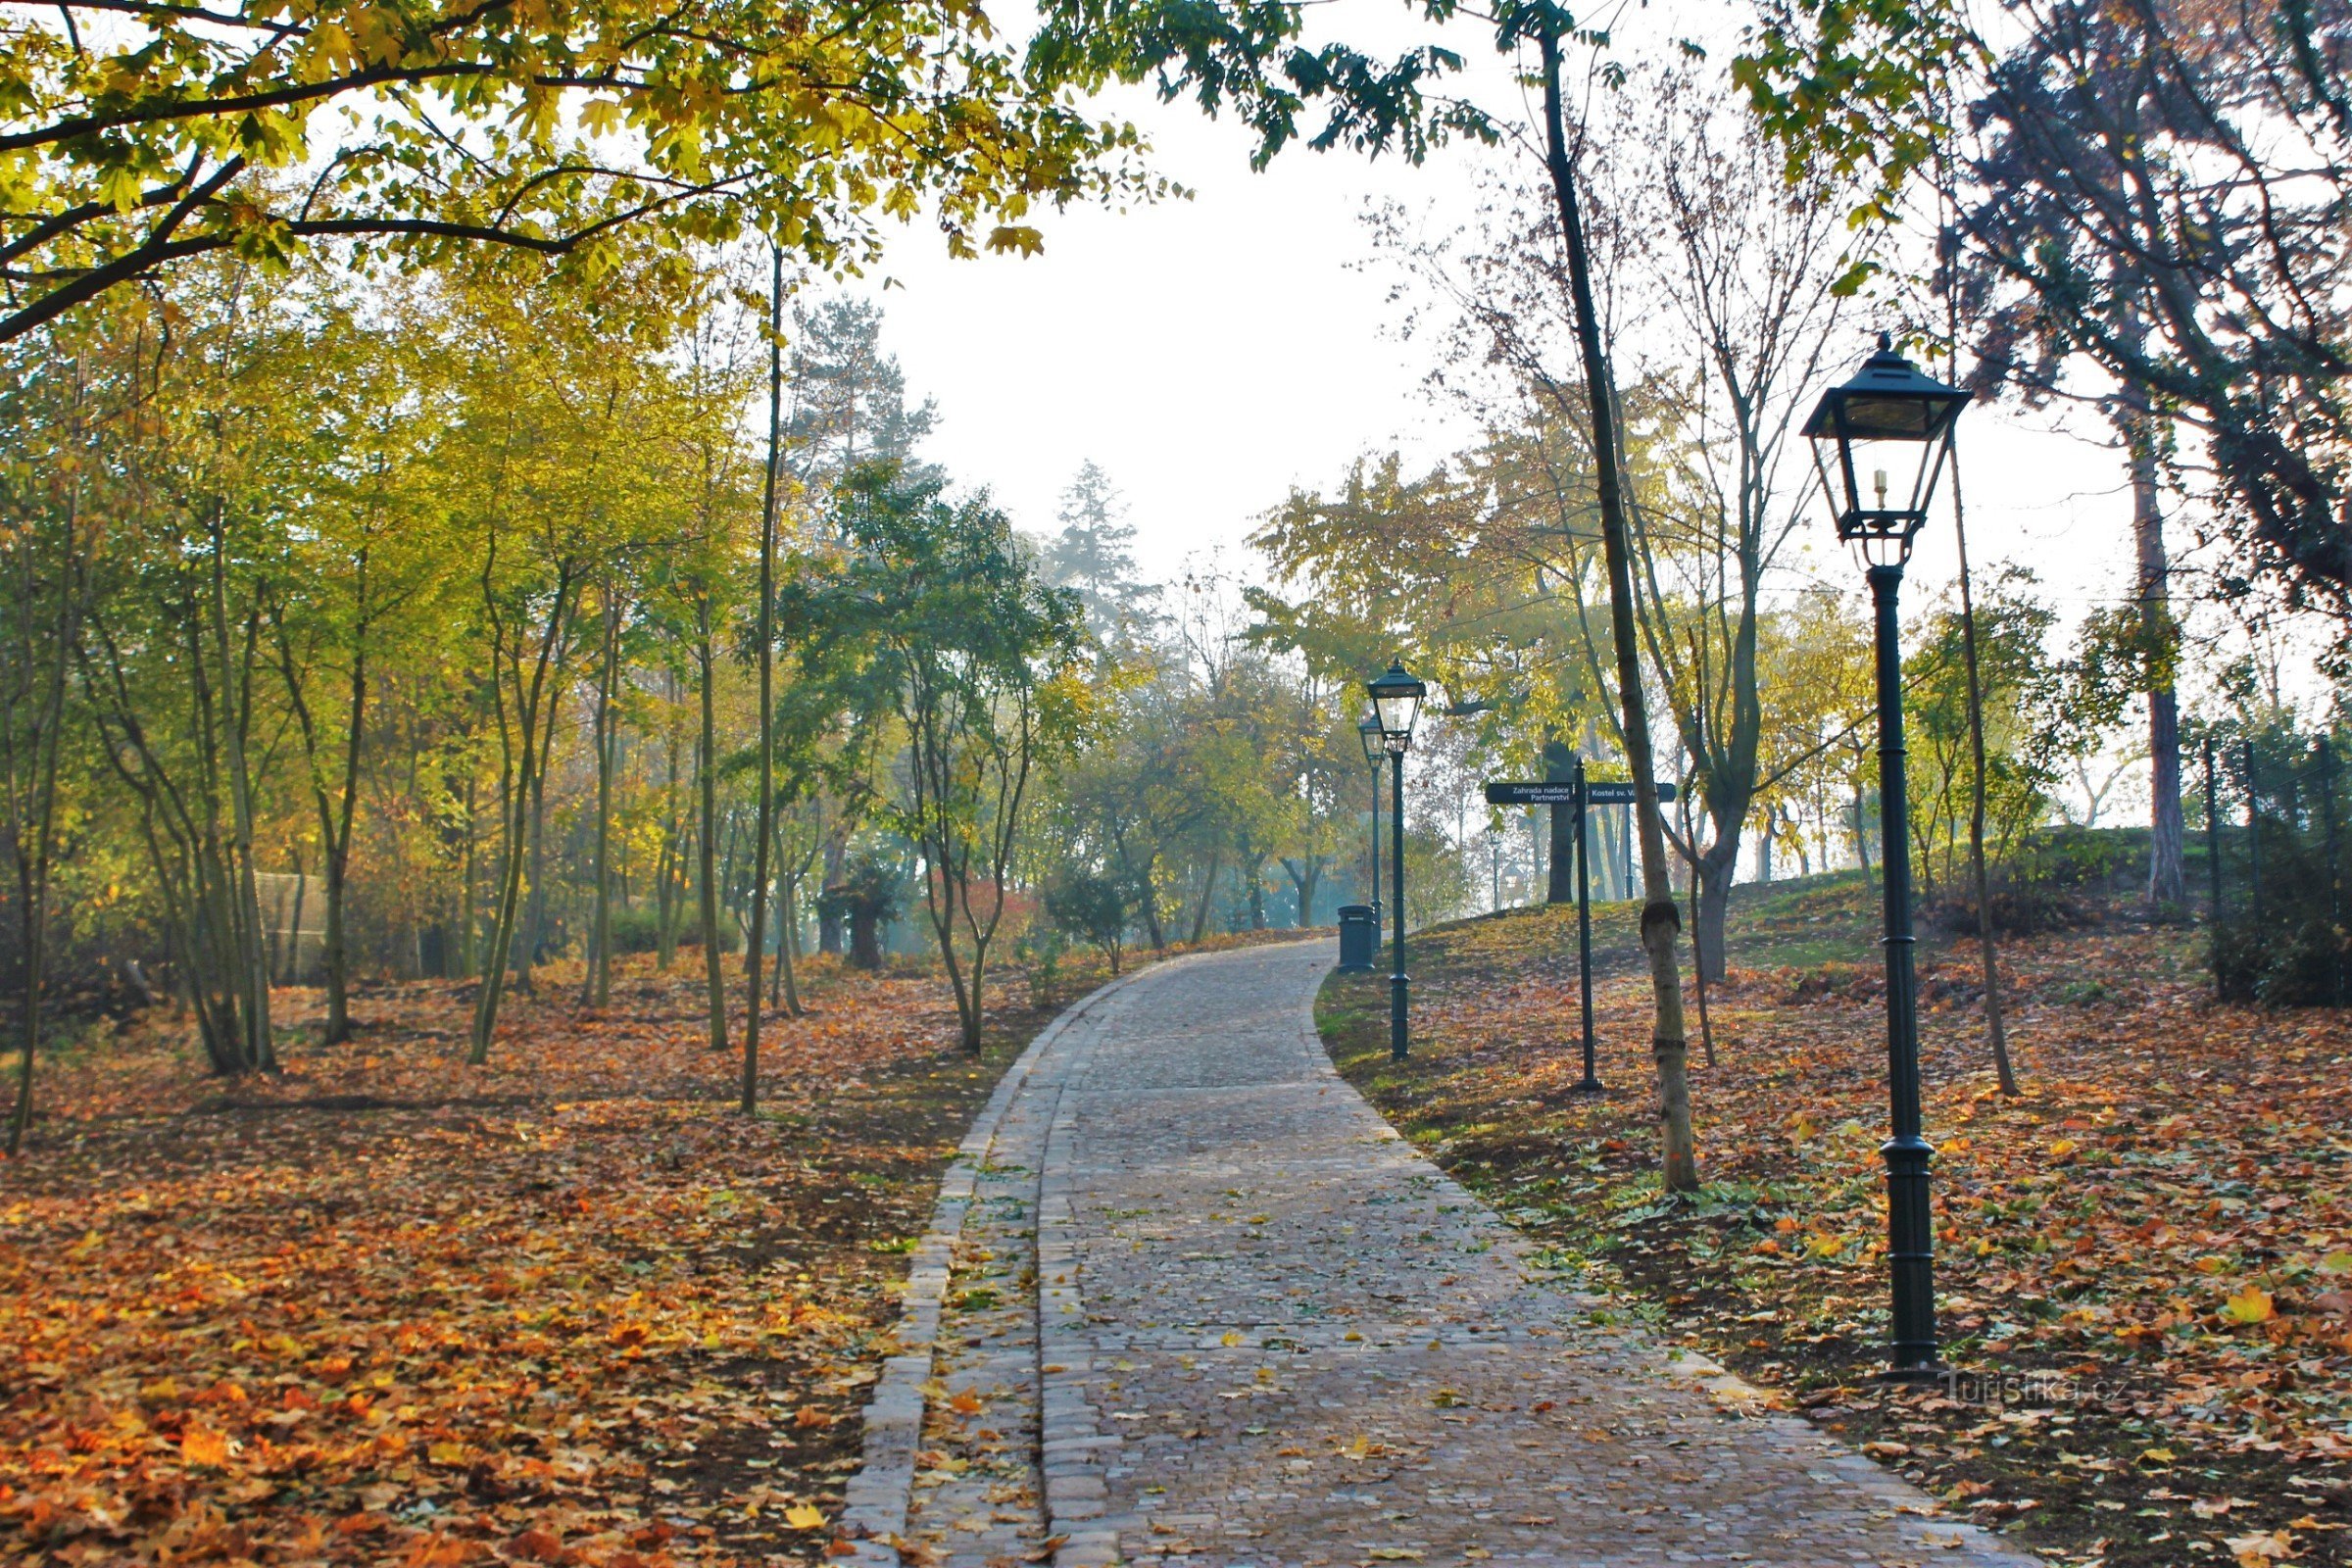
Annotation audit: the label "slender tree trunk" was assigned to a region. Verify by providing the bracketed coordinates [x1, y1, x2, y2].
[469, 565, 576, 1063]
[514, 668, 563, 993]
[217, 563, 276, 1073]
[2124, 395, 2185, 907]
[773, 871, 806, 1016]
[696, 606, 727, 1054]
[280, 847, 306, 985]
[584, 586, 620, 1006]
[657, 694, 681, 971]
[744, 244, 784, 1113]
[1951, 448, 2020, 1095]
[1689, 856, 1717, 1068]
[1536, 23, 1697, 1191]
[1189, 849, 1222, 944]
[320, 603, 366, 1042]
[4, 496, 78, 1152]
[457, 768, 478, 978]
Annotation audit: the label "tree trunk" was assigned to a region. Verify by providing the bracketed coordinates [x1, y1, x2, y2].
[285, 848, 312, 985]
[818, 816, 849, 955]
[218, 570, 276, 1073]
[744, 242, 784, 1115]
[2126, 399, 2185, 906]
[1536, 24, 1696, 1191]
[1689, 856, 1717, 1068]
[320, 606, 366, 1042]
[1189, 849, 1222, 944]
[1950, 444, 2020, 1095]
[1544, 740, 1576, 903]
[469, 562, 576, 1064]
[584, 585, 620, 1006]
[772, 872, 805, 1016]
[1694, 847, 1735, 985]
[696, 607, 728, 1054]
[3, 486, 78, 1152]
[457, 768, 478, 979]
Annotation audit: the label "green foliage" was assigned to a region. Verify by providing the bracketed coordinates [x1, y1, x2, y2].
[1044, 869, 1130, 969]
[4, 0, 1159, 339]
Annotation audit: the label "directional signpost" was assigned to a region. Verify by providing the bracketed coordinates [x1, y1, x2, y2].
[1484, 764, 1676, 1094]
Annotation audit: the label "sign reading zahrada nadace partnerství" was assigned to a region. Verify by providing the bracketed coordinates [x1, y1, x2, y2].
[1482, 780, 1677, 808]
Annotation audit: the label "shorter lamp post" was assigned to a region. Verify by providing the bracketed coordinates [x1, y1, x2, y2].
[1366, 660, 1425, 1061]
[1358, 713, 1386, 922]
[1801, 331, 1969, 1380]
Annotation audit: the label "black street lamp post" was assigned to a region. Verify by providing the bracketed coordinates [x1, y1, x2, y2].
[1802, 332, 1970, 1379]
[1358, 714, 1385, 924]
[1366, 660, 1426, 1062]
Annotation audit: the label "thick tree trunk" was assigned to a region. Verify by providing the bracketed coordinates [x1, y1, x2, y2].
[1545, 740, 1576, 903]
[818, 818, 849, 955]
[1695, 848, 1735, 985]
[1536, 23, 1697, 1191]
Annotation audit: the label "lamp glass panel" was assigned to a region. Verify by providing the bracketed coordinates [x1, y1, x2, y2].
[1373, 689, 1420, 740]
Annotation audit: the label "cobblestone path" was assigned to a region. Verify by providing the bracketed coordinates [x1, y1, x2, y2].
[882, 941, 2034, 1568]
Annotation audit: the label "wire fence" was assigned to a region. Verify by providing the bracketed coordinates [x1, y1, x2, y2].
[2198, 725, 2349, 1007]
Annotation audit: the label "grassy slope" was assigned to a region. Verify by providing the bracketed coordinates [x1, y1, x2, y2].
[1322, 871, 2351, 1568]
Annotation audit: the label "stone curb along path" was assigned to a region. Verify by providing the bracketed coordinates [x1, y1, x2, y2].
[847, 941, 2041, 1568]
[838, 949, 1238, 1568]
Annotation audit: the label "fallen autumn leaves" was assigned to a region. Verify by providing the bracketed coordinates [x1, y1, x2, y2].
[1322, 882, 2352, 1568]
[0, 955, 1052, 1568]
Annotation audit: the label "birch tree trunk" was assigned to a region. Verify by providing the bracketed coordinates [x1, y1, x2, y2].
[1535, 23, 1696, 1190]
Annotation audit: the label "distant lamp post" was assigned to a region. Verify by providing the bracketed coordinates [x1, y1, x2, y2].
[1358, 712, 1386, 922]
[1802, 331, 1970, 1379]
[1366, 659, 1426, 1062]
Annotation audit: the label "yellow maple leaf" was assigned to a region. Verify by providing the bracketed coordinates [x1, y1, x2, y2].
[784, 1503, 826, 1530]
[2224, 1286, 2275, 1324]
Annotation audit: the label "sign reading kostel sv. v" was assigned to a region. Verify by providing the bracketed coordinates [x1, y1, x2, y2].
[1483, 780, 1676, 807]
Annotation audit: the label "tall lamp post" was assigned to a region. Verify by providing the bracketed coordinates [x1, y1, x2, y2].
[1801, 332, 1970, 1379]
[1358, 713, 1386, 924]
[1367, 660, 1426, 1061]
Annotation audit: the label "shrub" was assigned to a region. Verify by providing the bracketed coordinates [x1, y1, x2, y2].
[1932, 826, 2129, 936]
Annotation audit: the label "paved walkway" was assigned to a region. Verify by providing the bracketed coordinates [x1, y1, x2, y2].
[857, 941, 2034, 1568]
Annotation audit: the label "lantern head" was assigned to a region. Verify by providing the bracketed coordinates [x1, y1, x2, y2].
[1366, 660, 1426, 754]
[1802, 333, 1971, 567]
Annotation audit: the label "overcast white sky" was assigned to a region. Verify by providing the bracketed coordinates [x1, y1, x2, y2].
[846, 9, 2151, 650]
